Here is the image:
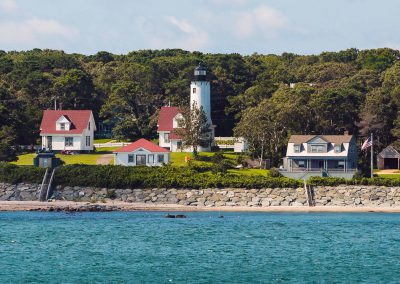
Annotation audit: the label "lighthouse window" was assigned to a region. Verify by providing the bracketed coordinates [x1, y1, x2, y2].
[193, 88, 196, 94]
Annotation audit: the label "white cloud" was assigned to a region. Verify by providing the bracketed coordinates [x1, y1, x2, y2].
[138, 16, 209, 51]
[234, 5, 288, 38]
[0, 0, 17, 14]
[168, 16, 196, 34]
[0, 18, 79, 44]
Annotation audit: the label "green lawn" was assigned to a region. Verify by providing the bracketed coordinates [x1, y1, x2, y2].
[13, 147, 118, 166]
[13, 149, 267, 176]
[375, 174, 400, 179]
[94, 138, 113, 143]
[228, 168, 268, 176]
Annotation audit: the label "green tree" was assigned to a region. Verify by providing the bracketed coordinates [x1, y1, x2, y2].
[173, 102, 212, 154]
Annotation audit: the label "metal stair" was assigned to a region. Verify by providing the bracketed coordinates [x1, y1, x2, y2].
[39, 168, 56, 201]
[304, 180, 316, 207]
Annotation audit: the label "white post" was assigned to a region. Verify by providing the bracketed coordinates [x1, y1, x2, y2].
[371, 133, 373, 178]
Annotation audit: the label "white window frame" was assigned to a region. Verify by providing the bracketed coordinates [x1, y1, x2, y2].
[65, 137, 73, 147]
[148, 154, 154, 164]
[294, 145, 301, 153]
[164, 133, 170, 143]
[298, 160, 305, 168]
[60, 123, 65, 130]
[158, 154, 164, 163]
[128, 154, 134, 163]
[86, 136, 91, 146]
[310, 145, 325, 153]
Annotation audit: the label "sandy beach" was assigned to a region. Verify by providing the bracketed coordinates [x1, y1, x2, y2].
[1, 201, 400, 213]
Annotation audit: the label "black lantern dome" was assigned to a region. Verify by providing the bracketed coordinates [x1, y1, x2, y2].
[194, 62, 207, 81]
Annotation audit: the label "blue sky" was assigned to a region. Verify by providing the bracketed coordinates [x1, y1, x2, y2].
[0, 0, 399, 55]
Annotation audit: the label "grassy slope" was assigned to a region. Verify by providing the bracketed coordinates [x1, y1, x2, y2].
[13, 150, 267, 176]
[13, 147, 119, 166]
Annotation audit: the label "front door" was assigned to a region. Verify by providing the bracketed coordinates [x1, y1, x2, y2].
[318, 160, 324, 169]
[136, 155, 146, 166]
[47, 136, 52, 149]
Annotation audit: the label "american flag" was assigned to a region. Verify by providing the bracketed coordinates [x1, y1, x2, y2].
[361, 136, 372, 151]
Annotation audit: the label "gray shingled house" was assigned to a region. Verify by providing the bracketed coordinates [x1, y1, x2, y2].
[377, 146, 400, 170]
[280, 134, 358, 179]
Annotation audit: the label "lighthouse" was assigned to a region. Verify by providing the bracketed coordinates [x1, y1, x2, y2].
[190, 63, 212, 123]
[189, 63, 215, 151]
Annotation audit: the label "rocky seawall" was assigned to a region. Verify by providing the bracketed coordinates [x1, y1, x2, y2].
[2, 182, 400, 207]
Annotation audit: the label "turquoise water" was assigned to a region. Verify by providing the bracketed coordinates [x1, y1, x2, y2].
[1, 212, 400, 284]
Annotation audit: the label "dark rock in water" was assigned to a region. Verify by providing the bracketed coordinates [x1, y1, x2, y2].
[165, 213, 176, 218]
[218, 215, 224, 218]
[175, 214, 187, 218]
[38, 205, 121, 212]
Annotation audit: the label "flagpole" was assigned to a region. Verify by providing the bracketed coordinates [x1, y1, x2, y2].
[370, 133, 373, 178]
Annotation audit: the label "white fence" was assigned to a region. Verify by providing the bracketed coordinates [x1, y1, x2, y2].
[214, 137, 248, 153]
[94, 142, 130, 148]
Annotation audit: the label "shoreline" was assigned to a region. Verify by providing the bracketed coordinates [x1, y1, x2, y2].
[1, 201, 400, 213]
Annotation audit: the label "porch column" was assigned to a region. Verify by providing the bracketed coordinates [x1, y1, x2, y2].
[344, 160, 347, 172]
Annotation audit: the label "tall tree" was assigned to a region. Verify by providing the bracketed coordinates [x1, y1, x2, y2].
[173, 102, 212, 154]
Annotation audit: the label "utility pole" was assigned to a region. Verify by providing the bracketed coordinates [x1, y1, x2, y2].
[52, 95, 59, 110]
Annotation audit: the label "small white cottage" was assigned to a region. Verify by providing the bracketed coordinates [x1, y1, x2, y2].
[40, 110, 96, 151]
[113, 138, 170, 166]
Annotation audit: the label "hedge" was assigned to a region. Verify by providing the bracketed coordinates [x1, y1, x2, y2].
[0, 163, 301, 189]
[54, 164, 302, 189]
[3, 163, 400, 189]
[0, 162, 45, 184]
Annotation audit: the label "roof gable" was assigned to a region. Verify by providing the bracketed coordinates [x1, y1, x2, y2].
[289, 134, 353, 144]
[40, 110, 93, 135]
[113, 138, 170, 153]
[157, 106, 181, 132]
[306, 135, 329, 144]
[378, 146, 400, 159]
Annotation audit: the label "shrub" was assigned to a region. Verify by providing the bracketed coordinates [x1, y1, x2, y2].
[106, 189, 117, 199]
[0, 162, 45, 184]
[268, 167, 282, 177]
[211, 152, 224, 164]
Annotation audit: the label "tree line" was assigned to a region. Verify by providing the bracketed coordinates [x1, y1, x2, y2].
[0, 47, 399, 164]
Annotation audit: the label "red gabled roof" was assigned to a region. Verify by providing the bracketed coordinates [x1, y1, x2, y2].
[157, 106, 182, 140]
[113, 138, 170, 153]
[157, 106, 180, 131]
[40, 110, 92, 135]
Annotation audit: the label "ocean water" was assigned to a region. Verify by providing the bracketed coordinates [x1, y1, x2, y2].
[1, 212, 400, 284]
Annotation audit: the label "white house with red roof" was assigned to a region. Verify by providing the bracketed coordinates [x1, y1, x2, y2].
[40, 110, 96, 151]
[157, 63, 215, 152]
[113, 138, 170, 166]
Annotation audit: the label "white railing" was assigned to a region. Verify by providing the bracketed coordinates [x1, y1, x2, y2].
[94, 142, 129, 148]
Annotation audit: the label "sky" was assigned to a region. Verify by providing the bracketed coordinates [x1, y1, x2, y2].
[0, 0, 400, 55]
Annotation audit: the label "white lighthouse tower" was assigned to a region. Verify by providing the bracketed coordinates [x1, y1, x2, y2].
[190, 63, 212, 122]
[190, 63, 215, 151]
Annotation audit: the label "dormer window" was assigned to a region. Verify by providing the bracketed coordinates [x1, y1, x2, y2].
[310, 145, 325, 153]
[294, 144, 301, 153]
[334, 144, 342, 153]
[56, 115, 71, 131]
